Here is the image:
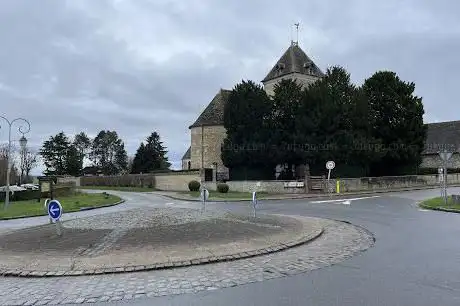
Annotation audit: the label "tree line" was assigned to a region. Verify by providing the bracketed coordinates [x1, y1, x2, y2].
[221, 66, 427, 179]
[40, 130, 170, 176]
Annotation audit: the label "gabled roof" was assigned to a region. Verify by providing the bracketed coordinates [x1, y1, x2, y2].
[423, 120, 460, 154]
[189, 89, 232, 129]
[262, 42, 324, 83]
[182, 146, 191, 160]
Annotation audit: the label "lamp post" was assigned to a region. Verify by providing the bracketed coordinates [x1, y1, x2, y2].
[0, 116, 30, 210]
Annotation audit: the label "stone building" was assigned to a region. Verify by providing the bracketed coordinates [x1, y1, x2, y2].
[421, 120, 460, 169]
[181, 41, 324, 180]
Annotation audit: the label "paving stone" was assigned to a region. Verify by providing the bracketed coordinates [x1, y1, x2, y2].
[0, 220, 373, 306]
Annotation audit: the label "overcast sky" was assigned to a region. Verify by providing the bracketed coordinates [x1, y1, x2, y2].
[0, 0, 459, 175]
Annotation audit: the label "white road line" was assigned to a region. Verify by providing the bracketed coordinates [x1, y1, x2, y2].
[308, 195, 381, 204]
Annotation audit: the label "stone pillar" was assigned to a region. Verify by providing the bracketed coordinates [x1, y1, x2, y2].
[304, 163, 310, 193]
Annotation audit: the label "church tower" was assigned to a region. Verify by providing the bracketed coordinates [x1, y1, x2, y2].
[261, 38, 324, 96]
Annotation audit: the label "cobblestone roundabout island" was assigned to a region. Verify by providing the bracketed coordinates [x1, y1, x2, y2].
[0, 207, 374, 305]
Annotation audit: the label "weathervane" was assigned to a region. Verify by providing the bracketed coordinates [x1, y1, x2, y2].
[294, 22, 300, 45]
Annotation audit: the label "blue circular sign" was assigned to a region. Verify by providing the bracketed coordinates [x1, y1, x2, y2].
[47, 199, 63, 220]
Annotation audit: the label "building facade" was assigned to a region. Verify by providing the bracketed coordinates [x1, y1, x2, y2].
[181, 41, 324, 180]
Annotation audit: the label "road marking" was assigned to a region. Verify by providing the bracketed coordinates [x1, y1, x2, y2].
[308, 196, 380, 204]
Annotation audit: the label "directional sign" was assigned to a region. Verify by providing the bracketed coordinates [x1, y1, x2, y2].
[326, 161, 335, 170]
[47, 199, 63, 221]
[439, 152, 453, 162]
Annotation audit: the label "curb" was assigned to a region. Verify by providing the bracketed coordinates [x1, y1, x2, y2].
[0, 225, 324, 278]
[418, 203, 460, 214]
[155, 185, 460, 203]
[0, 199, 125, 221]
[78, 200, 125, 211]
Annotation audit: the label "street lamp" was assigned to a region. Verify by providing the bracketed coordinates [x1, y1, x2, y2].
[0, 116, 31, 210]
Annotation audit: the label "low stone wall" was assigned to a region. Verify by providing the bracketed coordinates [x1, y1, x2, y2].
[337, 174, 460, 192]
[155, 172, 200, 191]
[56, 176, 80, 186]
[224, 180, 305, 194]
[79, 171, 200, 191]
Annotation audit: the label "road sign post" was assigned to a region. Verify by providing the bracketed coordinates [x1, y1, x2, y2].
[252, 191, 258, 218]
[326, 161, 335, 195]
[439, 152, 453, 205]
[200, 188, 209, 213]
[47, 199, 63, 236]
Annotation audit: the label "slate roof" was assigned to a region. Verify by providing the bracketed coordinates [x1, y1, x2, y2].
[262, 42, 325, 83]
[189, 89, 232, 128]
[181, 146, 191, 160]
[423, 120, 460, 154]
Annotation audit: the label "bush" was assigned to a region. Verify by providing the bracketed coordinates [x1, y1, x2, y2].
[217, 183, 229, 193]
[188, 180, 200, 192]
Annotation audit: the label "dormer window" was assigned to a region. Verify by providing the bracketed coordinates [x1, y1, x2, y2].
[276, 63, 285, 70]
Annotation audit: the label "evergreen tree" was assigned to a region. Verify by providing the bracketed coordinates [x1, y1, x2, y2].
[362, 71, 426, 175]
[131, 132, 170, 174]
[268, 79, 304, 179]
[90, 130, 127, 175]
[145, 131, 171, 171]
[221, 80, 274, 179]
[40, 132, 72, 175]
[131, 143, 146, 174]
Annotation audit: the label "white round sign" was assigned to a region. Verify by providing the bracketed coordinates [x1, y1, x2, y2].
[326, 161, 335, 170]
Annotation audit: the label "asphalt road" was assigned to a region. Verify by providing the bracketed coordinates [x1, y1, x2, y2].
[88, 187, 460, 306]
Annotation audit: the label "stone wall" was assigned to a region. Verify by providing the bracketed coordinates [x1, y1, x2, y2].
[224, 180, 305, 193]
[263, 73, 320, 96]
[79, 171, 200, 191]
[421, 153, 460, 168]
[190, 125, 229, 176]
[181, 158, 192, 170]
[155, 172, 200, 191]
[56, 176, 80, 186]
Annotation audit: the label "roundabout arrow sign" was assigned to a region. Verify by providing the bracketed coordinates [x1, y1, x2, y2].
[47, 199, 62, 221]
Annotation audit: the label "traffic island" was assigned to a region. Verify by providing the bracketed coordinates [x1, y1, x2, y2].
[0, 207, 325, 277]
[419, 196, 460, 213]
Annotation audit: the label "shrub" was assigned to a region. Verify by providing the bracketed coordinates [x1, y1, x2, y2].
[188, 180, 200, 192]
[217, 183, 229, 193]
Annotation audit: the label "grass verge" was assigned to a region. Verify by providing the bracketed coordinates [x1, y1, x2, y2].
[419, 196, 460, 212]
[78, 186, 156, 192]
[0, 192, 122, 219]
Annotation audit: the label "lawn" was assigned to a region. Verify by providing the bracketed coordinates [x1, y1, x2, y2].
[78, 186, 156, 192]
[0, 192, 122, 219]
[179, 190, 269, 200]
[419, 196, 460, 212]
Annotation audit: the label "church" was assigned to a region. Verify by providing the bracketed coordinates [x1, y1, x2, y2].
[181, 40, 325, 181]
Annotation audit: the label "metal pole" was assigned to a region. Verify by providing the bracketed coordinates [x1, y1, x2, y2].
[444, 163, 448, 205]
[5, 124, 11, 210]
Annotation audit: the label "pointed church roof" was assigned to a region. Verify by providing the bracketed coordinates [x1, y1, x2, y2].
[262, 42, 324, 83]
[189, 89, 232, 129]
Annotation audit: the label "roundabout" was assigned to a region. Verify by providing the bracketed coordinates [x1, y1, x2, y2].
[0, 191, 375, 305]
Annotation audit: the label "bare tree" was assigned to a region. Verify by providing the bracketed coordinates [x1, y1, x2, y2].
[19, 146, 38, 184]
[0, 144, 19, 186]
